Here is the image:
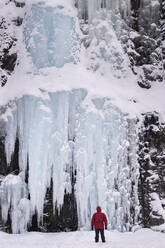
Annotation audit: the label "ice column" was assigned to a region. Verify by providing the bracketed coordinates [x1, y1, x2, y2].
[0, 173, 30, 233]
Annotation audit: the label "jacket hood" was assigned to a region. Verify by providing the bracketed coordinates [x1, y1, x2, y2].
[97, 206, 101, 212]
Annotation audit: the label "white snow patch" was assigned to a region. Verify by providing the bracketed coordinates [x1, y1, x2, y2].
[0, 229, 165, 248]
[0, 64, 165, 121]
[150, 193, 165, 220]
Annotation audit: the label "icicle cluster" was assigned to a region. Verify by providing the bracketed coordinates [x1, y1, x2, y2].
[0, 173, 31, 233]
[0, 91, 139, 233]
[76, 0, 131, 22]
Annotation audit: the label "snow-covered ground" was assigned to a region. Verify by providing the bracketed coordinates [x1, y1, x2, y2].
[0, 229, 165, 248]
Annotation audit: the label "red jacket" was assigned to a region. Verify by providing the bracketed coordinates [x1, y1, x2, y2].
[91, 206, 108, 230]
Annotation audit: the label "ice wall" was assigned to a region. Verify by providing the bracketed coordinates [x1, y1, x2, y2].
[0, 90, 139, 233]
[24, 2, 79, 68]
[0, 1, 140, 233]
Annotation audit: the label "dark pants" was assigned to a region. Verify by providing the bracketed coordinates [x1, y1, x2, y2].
[95, 229, 105, 242]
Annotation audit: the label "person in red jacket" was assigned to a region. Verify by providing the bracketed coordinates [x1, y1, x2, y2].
[91, 206, 108, 243]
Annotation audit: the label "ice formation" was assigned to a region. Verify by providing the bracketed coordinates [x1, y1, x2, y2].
[76, 0, 131, 23]
[0, 173, 30, 233]
[0, 91, 139, 233]
[0, 0, 141, 233]
[24, 2, 79, 69]
[76, 0, 161, 25]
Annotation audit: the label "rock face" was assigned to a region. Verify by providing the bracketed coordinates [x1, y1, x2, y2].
[0, 0, 25, 87]
[161, 0, 165, 71]
[138, 113, 165, 227]
[42, 183, 78, 232]
[128, 0, 163, 88]
[0, 19, 17, 86]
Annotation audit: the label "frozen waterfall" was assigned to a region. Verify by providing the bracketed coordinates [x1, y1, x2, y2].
[0, 90, 139, 233]
[0, 0, 140, 233]
[24, 2, 79, 69]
